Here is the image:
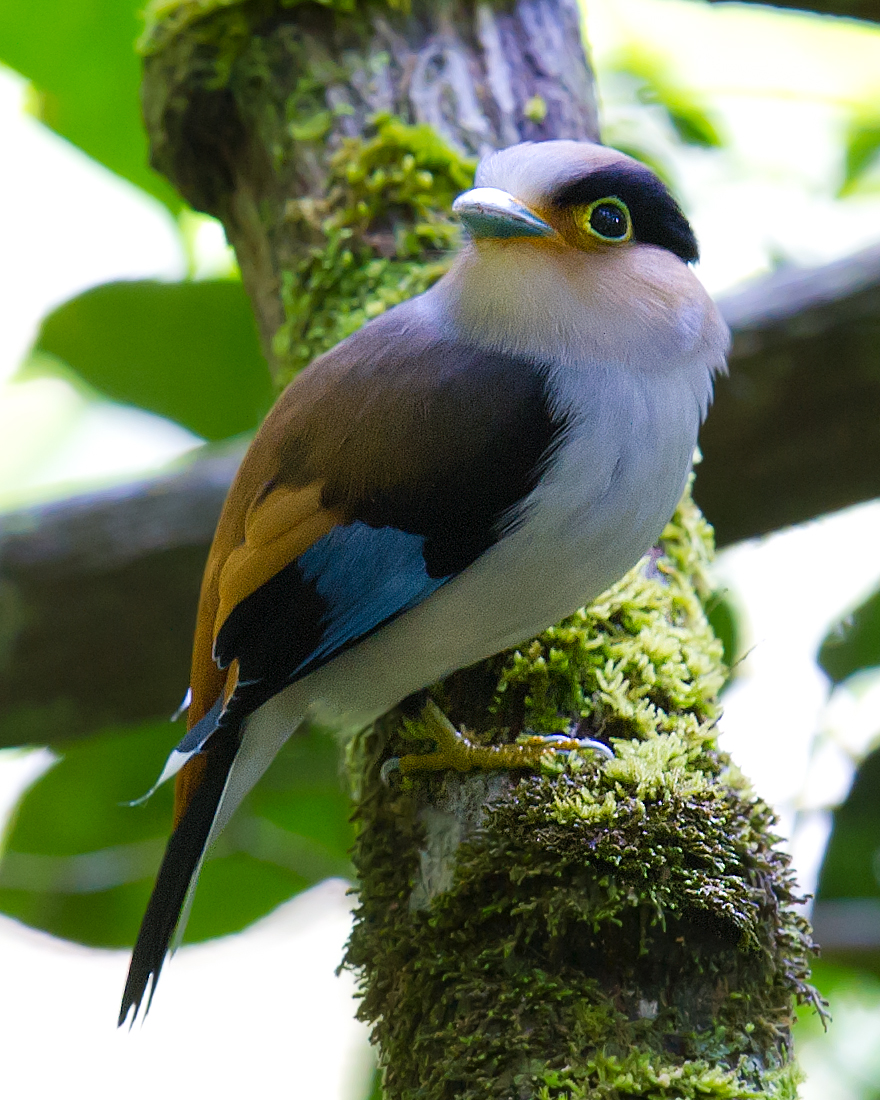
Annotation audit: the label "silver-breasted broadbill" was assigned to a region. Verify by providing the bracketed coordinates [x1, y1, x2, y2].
[119, 139, 729, 1024]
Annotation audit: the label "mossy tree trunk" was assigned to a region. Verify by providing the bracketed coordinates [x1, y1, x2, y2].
[140, 2, 819, 1096]
[142, 0, 599, 383]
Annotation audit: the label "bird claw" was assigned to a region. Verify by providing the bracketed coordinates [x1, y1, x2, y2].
[523, 732, 615, 760]
[378, 701, 615, 780]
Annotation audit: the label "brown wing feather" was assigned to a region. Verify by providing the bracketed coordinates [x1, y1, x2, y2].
[177, 302, 560, 822]
[215, 483, 342, 638]
[180, 312, 403, 738]
[185, 405, 323, 719]
[173, 756, 207, 829]
[179, 487, 339, 827]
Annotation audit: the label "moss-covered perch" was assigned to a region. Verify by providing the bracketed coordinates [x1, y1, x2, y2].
[139, 0, 820, 1094]
[346, 486, 820, 1098]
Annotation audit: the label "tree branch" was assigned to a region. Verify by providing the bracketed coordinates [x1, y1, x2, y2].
[696, 242, 880, 545]
[0, 442, 241, 747]
[727, 0, 879, 23]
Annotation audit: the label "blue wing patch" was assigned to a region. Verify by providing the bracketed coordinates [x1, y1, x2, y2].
[214, 520, 455, 704]
[292, 521, 450, 678]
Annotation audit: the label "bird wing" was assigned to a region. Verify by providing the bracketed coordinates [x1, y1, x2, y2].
[186, 307, 570, 760]
[120, 306, 570, 1024]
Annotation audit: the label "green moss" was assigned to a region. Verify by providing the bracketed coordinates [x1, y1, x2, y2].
[142, 0, 477, 387]
[142, 0, 263, 57]
[272, 113, 475, 385]
[346, 485, 821, 1100]
[525, 94, 549, 123]
[140, 0, 409, 56]
[533, 1053, 803, 1100]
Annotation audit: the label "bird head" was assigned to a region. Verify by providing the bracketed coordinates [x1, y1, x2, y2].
[442, 141, 724, 378]
[453, 140, 698, 264]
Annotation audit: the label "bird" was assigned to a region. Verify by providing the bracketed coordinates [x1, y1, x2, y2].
[119, 139, 729, 1025]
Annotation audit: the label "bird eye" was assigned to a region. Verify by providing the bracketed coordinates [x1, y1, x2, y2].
[577, 198, 632, 243]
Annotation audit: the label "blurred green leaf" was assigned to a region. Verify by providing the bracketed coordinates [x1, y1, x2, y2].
[34, 280, 274, 442]
[662, 101, 723, 149]
[365, 1067, 384, 1100]
[614, 46, 724, 150]
[0, 720, 353, 947]
[705, 593, 740, 676]
[817, 745, 880, 903]
[633, 82, 723, 149]
[814, 747, 880, 976]
[0, 0, 178, 209]
[0, 720, 175, 946]
[795, 962, 880, 1093]
[819, 586, 880, 685]
[841, 117, 880, 196]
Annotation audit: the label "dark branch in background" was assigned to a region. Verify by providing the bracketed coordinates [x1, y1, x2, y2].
[719, 0, 880, 22]
[696, 241, 880, 544]
[2, 243, 880, 750]
[0, 443, 242, 748]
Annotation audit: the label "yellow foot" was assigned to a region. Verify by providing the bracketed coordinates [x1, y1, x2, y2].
[381, 700, 613, 782]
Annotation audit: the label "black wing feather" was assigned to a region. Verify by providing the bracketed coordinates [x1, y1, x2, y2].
[118, 718, 240, 1026]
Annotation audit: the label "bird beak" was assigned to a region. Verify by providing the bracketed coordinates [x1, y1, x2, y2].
[453, 187, 555, 240]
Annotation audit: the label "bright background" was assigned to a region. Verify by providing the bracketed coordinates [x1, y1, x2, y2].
[2, 0, 880, 1095]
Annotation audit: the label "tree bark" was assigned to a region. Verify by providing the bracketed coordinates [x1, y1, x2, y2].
[140, 0, 600, 380]
[5, 1, 820, 1094]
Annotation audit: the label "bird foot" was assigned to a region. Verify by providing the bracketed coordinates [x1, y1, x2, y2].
[380, 700, 613, 783]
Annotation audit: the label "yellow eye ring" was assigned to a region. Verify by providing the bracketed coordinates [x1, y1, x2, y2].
[575, 197, 633, 243]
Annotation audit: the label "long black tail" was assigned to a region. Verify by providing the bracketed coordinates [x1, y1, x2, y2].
[118, 724, 239, 1026]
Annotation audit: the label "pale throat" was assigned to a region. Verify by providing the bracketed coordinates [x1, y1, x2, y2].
[432, 240, 712, 376]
